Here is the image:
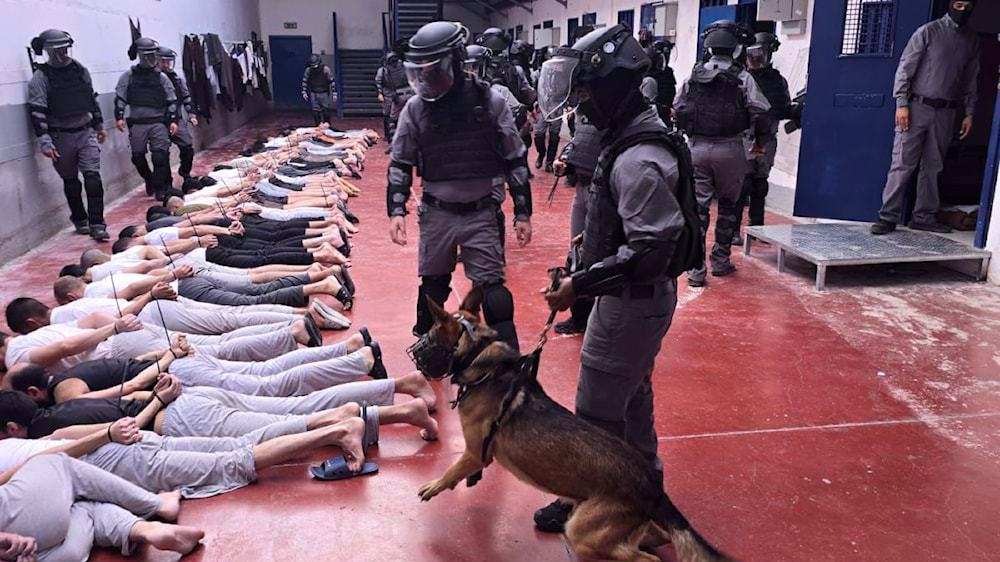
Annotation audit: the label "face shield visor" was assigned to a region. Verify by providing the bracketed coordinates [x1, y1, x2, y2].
[139, 51, 159, 68]
[159, 57, 176, 72]
[463, 59, 486, 80]
[45, 46, 72, 67]
[537, 55, 580, 122]
[746, 45, 771, 70]
[404, 54, 455, 102]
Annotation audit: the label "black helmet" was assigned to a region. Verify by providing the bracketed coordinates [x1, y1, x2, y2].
[31, 29, 74, 67]
[158, 46, 177, 71]
[405, 21, 470, 101]
[509, 39, 531, 57]
[537, 24, 649, 126]
[747, 32, 780, 70]
[754, 32, 780, 51]
[309, 54, 322, 67]
[703, 26, 740, 57]
[477, 27, 510, 54]
[702, 20, 754, 46]
[463, 44, 491, 80]
[130, 37, 160, 67]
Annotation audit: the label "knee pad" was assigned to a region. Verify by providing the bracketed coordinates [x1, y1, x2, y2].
[420, 274, 453, 303]
[81, 171, 103, 190]
[480, 282, 514, 325]
[62, 177, 83, 193]
[130, 152, 152, 174]
[179, 145, 195, 161]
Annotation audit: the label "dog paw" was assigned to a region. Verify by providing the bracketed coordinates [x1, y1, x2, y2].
[418, 480, 444, 502]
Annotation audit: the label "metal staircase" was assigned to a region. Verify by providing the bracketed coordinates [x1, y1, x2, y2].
[394, 0, 442, 42]
[337, 49, 384, 117]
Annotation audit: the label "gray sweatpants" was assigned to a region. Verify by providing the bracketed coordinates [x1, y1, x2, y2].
[83, 421, 302, 499]
[879, 102, 958, 224]
[110, 323, 297, 362]
[577, 281, 677, 476]
[161, 381, 395, 438]
[138, 299, 297, 335]
[417, 203, 505, 284]
[169, 341, 369, 396]
[0, 454, 160, 561]
[689, 137, 748, 276]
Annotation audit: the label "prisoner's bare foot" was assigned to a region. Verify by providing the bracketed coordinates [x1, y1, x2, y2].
[395, 371, 438, 413]
[395, 398, 439, 441]
[328, 417, 366, 472]
[155, 490, 181, 522]
[307, 401, 361, 429]
[132, 521, 204, 555]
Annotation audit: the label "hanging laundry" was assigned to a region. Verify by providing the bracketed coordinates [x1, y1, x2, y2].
[183, 34, 213, 123]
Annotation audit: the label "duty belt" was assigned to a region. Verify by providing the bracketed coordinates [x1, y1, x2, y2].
[911, 95, 960, 110]
[126, 116, 169, 126]
[49, 125, 90, 133]
[421, 193, 497, 214]
[606, 278, 677, 300]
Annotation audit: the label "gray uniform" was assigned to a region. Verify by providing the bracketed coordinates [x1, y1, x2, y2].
[161, 381, 394, 438]
[674, 57, 771, 278]
[113, 68, 176, 155]
[26, 61, 105, 227]
[302, 64, 336, 125]
[0, 454, 161, 561]
[879, 15, 980, 225]
[575, 108, 686, 475]
[375, 60, 413, 139]
[533, 112, 563, 166]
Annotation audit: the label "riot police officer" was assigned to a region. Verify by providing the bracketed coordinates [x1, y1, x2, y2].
[674, 25, 772, 287]
[388, 21, 533, 351]
[476, 27, 535, 105]
[158, 46, 199, 185]
[302, 54, 336, 126]
[114, 37, 178, 201]
[641, 40, 677, 126]
[537, 24, 701, 531]
[531, 47, 561, 173]
[735, 32, 790, 243]
[27, 29, 109, 242]
[375, 41, 413, 150]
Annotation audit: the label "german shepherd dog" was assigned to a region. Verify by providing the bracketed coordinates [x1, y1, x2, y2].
[416, 289, 735, 562]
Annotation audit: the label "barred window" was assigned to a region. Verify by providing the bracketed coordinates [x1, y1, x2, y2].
[842, 0, 896, 56]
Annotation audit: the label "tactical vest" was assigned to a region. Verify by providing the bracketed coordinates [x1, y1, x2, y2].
[126, 66, 168, 108]
[417, 78, 503, 182]
[563, 122, 603, 176]
[306, 66, 332, 93]
[163, 71, 182, 100]
[675, 65, 748, 138]
[749, 67, 790, 121]
[582, 122, 703, 278]
[383, 62, 409, 92]
[40, 61, 95, 117]
[651, 68, 676, 108]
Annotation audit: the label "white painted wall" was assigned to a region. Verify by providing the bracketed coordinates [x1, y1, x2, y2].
[0, 0, 266, 264]
[258, 0, 391, 53]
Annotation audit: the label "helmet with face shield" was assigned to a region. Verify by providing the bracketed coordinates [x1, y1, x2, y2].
[132, 37, 160, 69]
[31, 29, 74, 68]
[746, 32, 779, 70]
[463, 45, 491, 80]
[536, 24, 649, 127]
[157, 46, 177, 72]
[404, 21, 470, 102]
[476, 27, 510, 56]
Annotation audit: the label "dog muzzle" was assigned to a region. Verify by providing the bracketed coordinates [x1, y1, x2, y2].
[406, 316, 478, 379]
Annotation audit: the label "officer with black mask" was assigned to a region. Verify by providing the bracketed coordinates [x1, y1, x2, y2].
[388, 21, 533, 351]
[640, 39, 677, 126]
[674, 25, 772, 287]
[27, 29, 109, 242]
[158, 47, 199, 185]
[734, 32, 790, 244]
[536, 24, 702, 532]
[375, 41, 412, 150]
[302, 54, 336, 126]
[477, 27, 535, 106]
[114, 37, 178, 202]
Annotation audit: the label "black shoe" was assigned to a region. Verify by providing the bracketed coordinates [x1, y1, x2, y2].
[545, 162, 554, 174]
[335, 287, 354, 311]
[712, 262, 737, 277]
[368, 341, 388, 380]
[535, 155, 544, 169]
[90, 224, 110, 242]
[554, 319, 585, 335]
[534, 500, 573, 533]
[145, 182, 155, 196]
[908, 220, 952, 234]
[73, 221, 90, 235]
[359, 326, 372, 347]
[336, 267, 356, 296]
[302, 315, 323, 347]
[870, 220, 896, 235]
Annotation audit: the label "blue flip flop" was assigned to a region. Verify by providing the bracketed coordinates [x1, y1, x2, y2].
[310, 456, 378, 480]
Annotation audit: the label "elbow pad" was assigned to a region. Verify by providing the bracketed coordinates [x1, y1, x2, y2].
[506, 159, 532, 219]
[571, 241, 675, 298]
[387, 160, 413, 217]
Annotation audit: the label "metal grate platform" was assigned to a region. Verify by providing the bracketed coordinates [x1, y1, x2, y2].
[744, 224, 992, 291]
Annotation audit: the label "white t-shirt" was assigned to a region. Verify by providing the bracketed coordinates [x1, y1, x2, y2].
[0, 439, 66, 473]
[4, 323, 110, 372]
[143, 227, 180, 246]
[50, 298, 128, 324]
[90, 246, 146, 281]
[85, 274, 177, 300]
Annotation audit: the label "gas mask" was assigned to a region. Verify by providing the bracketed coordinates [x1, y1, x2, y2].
[948, 0, 975, 27]
[406, 315, 477, 379]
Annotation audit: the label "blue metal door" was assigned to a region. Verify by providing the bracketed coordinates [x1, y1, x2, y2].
[269, 36, 312, 110]
[794, 0, 933, 221]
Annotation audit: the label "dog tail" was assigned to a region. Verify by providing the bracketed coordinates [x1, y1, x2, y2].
[656, 497, 738, 562]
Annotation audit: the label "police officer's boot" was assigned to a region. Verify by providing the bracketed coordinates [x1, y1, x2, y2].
[413, 275, 452, 337]
[82, 171, 108, 242]
[481, 283, 519, 353]
[534, 133, 546, 169]
[749, 177, 769, 226]
[130, 152, 155, 196]
[545, 130, 560, 173]
[150, 150, 172, 201]
[312, 111, 323, 127]
[178, 146, 195, 180]
[62, 178, 89, 235]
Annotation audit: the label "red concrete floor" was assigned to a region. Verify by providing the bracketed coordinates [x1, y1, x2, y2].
[3, 113, 1000, 562]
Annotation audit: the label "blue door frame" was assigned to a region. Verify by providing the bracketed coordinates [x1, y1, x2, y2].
[975, 95, 1000, 248]
[268, 35, 312, 111]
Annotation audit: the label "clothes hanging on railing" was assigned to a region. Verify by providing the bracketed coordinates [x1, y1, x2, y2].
[182, 34, 213, 123]
[180, 32, 273, 115]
